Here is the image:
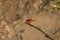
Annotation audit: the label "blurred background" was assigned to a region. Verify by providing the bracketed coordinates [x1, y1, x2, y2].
[0, 0, 60, 40]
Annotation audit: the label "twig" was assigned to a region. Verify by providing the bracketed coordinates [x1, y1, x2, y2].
[25, 22, 54, 40]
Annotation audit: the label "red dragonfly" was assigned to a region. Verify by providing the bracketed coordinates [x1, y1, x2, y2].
[26, 18, 35, 23]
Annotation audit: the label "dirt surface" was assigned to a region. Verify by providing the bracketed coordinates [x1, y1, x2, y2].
[0, 0, 60, 40]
